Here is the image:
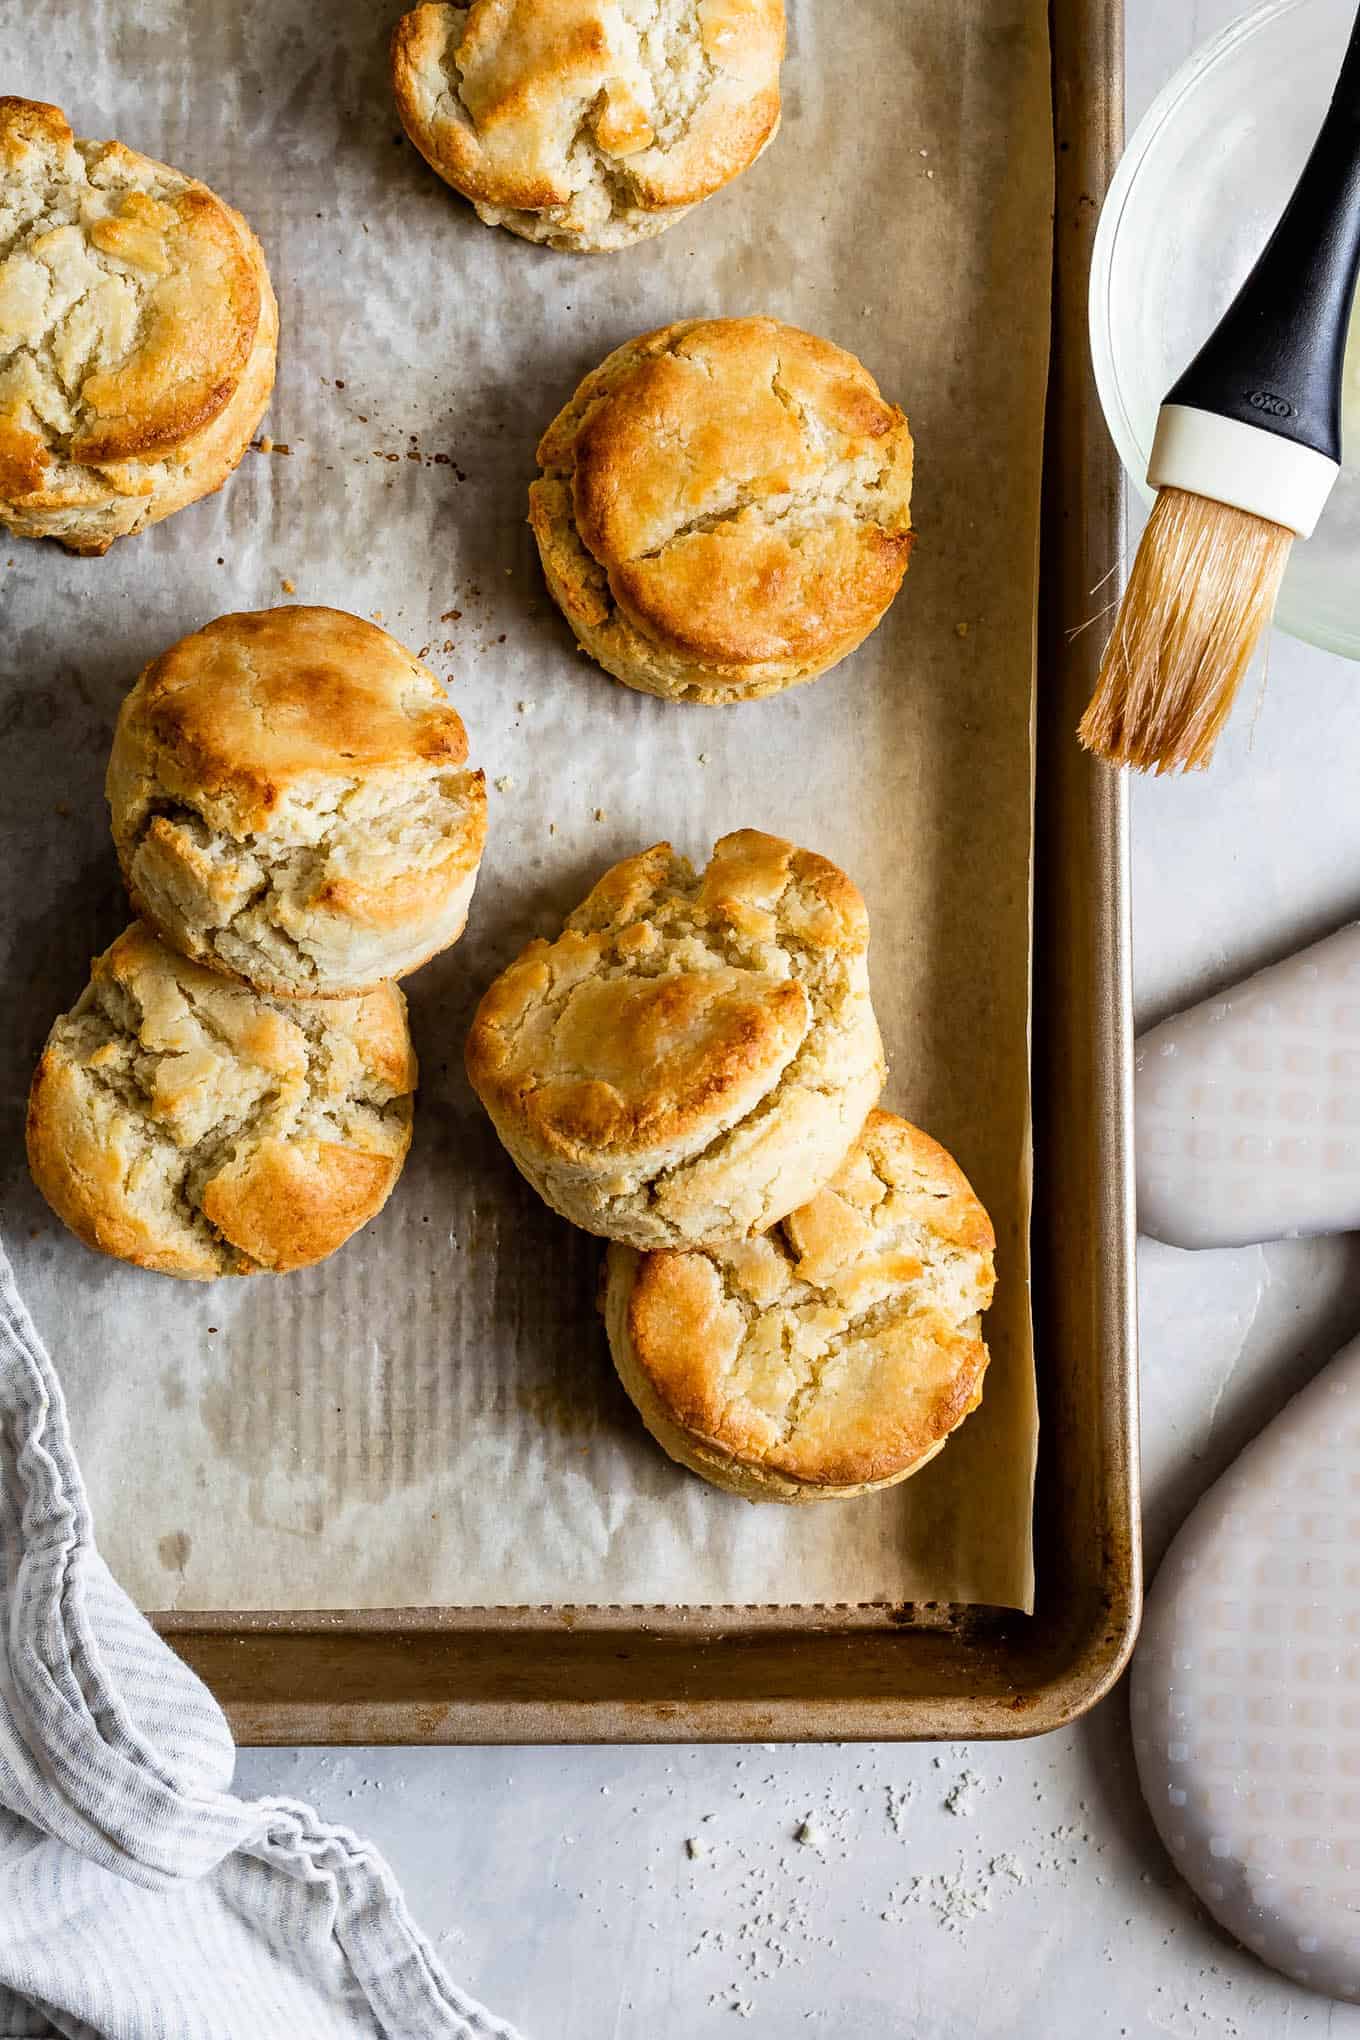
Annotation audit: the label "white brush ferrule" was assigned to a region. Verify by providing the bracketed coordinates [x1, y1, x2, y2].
[1148, 403, 1339, 539]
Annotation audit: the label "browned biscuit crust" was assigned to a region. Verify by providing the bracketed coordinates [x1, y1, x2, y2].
[530, 318, 914, 701]
[26, 923, 416, 1281]
[391, 0, 784, 251]
[466, 828, 885, 1248]
[107, 607, 488, 998]
[604, 1111, 996, 1499]
[0, 97, 276, 553]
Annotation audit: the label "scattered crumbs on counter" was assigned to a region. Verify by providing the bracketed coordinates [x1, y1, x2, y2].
[370, 610, 384, 622]
[926, 168, 935, 179]
[990, 1852, 1027, 1884]
[441, 609, 462, 622]
[273, 442, 292, 455]
[793, 1819, 823, 1851]
[548, 822, 557, 835]
[494, 776, 515, 794]
[254, 435, 273, 453]
[516, 699, 537, 713]
[594, 807, 607, 822]
[955, 620, 969, 637]
[899, 1863, 991, 1935]
[919, 147, 928, 156]
[281, 577, 295, 595]
[686, 1837, 706, 1860]
[884, 1783, 915, 1837]
[697, 751, 710, 765]
[600, 1786, 611, 1797]
[943, 1770, 984, 1818]
[53, 800, 71, 818]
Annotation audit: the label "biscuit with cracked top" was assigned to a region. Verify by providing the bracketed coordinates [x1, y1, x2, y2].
[391, 0, 784, 252]
[530, 317, 915, 703]
[603, 1110, 996, 1500]
[0, 97, 277, 555]
[465, 828, 885, 1249]
[26, 923, 416, 1281]
[107, 607, 488, 999]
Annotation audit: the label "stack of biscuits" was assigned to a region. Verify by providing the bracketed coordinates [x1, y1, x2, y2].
[9, 2, 998, 1506]
[27, 606, 487, 1279]
[466, 830, 996, 1504]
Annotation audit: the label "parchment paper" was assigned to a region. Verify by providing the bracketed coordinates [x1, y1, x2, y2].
[1, 0, 1051, 1613]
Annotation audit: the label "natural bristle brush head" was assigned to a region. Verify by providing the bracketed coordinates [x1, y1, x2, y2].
[1079, 488, 1294, 774]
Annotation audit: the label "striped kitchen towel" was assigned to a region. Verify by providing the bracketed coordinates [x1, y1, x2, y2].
[0, 1237, 523, 2040]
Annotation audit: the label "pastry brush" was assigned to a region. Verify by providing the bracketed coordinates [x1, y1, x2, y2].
[1080, 3, 1360, 773]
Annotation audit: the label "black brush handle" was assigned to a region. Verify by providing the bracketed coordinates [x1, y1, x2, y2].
[1166, 2, 1360, 464]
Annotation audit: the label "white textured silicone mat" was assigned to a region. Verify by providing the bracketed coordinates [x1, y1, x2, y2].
[1137, 921, 1360, 1249]
[1131, 1331, 1360, 2001]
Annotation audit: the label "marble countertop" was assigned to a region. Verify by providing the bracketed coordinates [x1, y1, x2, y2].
[235, 5, 1360, 2033]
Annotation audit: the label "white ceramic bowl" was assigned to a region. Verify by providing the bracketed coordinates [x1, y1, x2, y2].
[1091, 0, 1360, 659]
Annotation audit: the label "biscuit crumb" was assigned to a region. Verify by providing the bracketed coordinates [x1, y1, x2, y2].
[794, 1820, 824, 1851]
[281, 578, 295, 595]
[593, 807, 607, 822]
[516, 700, 537, 714]
[256, 435, 274, 454]
[441, 610, 462, 622]
[273, 442, 292, 455]
[685, 1837, 706, 1860]
[494, 776, 515, 794]
[548, 822, 557, 836]
[955, 621, 969, 638]
[697, 752, 709, 766]
[53, 800, 72, 818]
[943, 1770, 984, 1818]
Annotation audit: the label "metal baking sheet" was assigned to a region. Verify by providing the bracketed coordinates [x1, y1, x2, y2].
[2, 0, 1138, 1738]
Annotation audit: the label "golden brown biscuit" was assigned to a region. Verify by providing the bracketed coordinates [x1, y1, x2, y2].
[604, 1111, 996, 1500]
[0, 99, 277, 554]
[107, 607, 488, 999]
[530, 318, 915, 702]
[0, 98, 277, 555]
[391, 0, 784, 252]
[466, 829, 885, 1248]
[26, 923, 416, 1281]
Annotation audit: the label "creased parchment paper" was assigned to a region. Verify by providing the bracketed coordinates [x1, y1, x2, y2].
[1, 0, 1051, 1613]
